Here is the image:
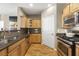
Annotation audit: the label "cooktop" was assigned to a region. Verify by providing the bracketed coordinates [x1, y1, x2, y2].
[57, 33, 79, 42]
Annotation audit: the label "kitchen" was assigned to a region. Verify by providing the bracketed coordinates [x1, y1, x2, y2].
[0, 3, 79, 56]
[0, 3, 57, 56]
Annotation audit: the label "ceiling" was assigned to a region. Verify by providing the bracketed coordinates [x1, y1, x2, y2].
[0, 3, 54, 16]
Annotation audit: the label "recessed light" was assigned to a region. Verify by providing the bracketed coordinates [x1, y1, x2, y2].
[48, 4, 52, 7]
[29, 3, 33, 7]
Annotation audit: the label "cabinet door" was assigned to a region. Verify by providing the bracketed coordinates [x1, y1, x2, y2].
[63, 5, 70, 17]
[70, 3, 79, 13]
[20, 39, 27, 56]
[76, 44, 79, 56]
[29, 34, 41, 44]
[61, 14, 64, 28]
[8, 39, 22, 53]
[8, 46, 20, 56]
[32, 20, 41, 28]
[0, 49, 7, 56]
[21, 16, 28, 28]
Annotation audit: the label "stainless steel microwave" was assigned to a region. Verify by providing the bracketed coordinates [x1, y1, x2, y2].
[64, 12, 79, 25]
[64, 17, 75, 25]
[69, 12, 79, 31]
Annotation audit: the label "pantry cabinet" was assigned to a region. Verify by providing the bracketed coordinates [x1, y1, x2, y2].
[0, 49, 7, 56]
[29, 34, 41, 44]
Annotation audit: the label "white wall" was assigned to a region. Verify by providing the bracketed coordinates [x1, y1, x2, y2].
[41, 4, 57, 48]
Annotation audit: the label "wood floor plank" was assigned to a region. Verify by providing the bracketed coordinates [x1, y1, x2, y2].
[25, 44, 57, 56]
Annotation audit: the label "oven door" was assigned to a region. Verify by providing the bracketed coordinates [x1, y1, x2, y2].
[57, 40, 72, 56]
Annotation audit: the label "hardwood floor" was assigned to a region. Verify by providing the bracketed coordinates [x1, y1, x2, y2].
[25, 44, 57, 56]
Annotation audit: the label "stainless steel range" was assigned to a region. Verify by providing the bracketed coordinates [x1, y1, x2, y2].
[57, 33, 79, 56]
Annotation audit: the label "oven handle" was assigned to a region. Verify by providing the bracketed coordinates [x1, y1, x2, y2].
[58, 40, 71, 48]
[58, 40, 72, 56]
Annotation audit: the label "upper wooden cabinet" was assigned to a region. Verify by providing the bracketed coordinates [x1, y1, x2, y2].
[70, 3, 79, 13]
[62, 3, 79, 29]
[20, 38, 29, 56]
[28, 16, 41, 28]
[63, 5, 70, 17]
[21, 16, 28, 28]
[31, 20, 41, 28]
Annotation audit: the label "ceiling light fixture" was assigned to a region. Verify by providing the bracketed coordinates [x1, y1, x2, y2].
[29, 3, 33, 7]
[48, 4, 52, 7]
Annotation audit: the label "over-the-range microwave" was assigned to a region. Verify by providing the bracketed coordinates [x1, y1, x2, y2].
[64, 12, 79, 26]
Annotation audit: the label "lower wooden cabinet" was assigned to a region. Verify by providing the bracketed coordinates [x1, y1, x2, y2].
[8, 46, 20, 56]
[0, 37, 30, 56]
[8, 38, 30, 56]
[29, 34, 41, 44]
[0, 49, 7, 56]
[76, 44, 79, 56]
[20, 38, 28, 56]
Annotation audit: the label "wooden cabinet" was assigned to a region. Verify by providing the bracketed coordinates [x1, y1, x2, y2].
[31, 20, 41, 28]
[20, 38, 30, 56]
[28, 16, 41, 28]
[21, 16, 28, 28]
[8, 38, 29, 56]
[8, 40, 22, 56]
[63, 5, 70, 17]
[61, 14, 64, 28]
[70, 3, 79, 13]
[29, 34, 41, 44]
[8, 39, 23, 53]
[8, 46, 20, 56]
[0, 49, 7, 56]
[20, 38, 27, 56]
[76, 44, 79, 56]
[0, 37, 30, 56]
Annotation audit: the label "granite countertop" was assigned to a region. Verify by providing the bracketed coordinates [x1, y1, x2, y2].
[0, 34, 29, 51]
[56, 33, 79, 43]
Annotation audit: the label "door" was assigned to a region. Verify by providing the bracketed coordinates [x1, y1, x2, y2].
[42, 14, 56, 48]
